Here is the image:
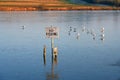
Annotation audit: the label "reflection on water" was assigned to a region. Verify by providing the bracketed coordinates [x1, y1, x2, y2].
[46, 56, 58, 80]
[43, 45, 59, 80]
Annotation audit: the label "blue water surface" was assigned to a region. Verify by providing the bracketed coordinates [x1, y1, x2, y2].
[0, 11, 120, 80]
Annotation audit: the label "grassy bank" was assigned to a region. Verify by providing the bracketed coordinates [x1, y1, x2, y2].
[0, 1, 120, 11]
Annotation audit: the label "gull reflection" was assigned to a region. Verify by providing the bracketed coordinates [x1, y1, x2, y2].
[90, 29, 96, 40]
[100, 35, 105, 42]
[82, 26, 86, 32]
[93, 36, 96, 40]
[73, 28, 76, 32]
[86, 29, 90, 34]
[68, 31, 71, 36]
[70, 26, 72, 31]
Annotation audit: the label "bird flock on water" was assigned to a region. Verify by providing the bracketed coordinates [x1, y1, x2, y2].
[68, 26, 105, 42]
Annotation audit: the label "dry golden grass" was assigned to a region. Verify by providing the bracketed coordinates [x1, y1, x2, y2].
[0, 1, 119, 11]
[0, 0, 66, 7]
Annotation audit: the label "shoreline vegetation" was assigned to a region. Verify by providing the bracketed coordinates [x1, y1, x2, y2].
[0, 1, 120, 11]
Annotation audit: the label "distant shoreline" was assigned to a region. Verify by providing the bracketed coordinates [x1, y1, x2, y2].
[0, 6, 119, 11]
[0, 1, 119, 11]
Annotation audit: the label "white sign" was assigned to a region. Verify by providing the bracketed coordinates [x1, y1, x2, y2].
[46, 27, 59, 38]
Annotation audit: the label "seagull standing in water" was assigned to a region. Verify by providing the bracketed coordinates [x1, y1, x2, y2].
[82, 26, 86, 32]
[76, 32, 80, 39]
[22, 25, 25, 30]
[101, 27, 104, 33]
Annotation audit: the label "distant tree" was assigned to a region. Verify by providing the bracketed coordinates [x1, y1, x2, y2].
[64, 0, 119, 6]
[96, 0, 99, 3]
[115, 0, 119, 7]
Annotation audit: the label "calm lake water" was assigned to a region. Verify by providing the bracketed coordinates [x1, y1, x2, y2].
[0, 11, 120, 80]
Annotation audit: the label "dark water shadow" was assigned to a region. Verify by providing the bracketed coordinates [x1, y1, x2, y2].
[110, 60, 120, 80]
[118, 78, 120, 80]
[110, 60, 120, 67]
[0, 74, 3, 80]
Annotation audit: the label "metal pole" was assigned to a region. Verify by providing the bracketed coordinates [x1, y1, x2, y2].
[51, 38, 54, 55]
[51, 38, 54, 49]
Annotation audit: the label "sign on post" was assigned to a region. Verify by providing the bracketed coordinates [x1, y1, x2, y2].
[46, 27, 59, 38]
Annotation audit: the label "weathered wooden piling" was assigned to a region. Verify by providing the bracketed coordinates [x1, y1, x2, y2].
[43, 45, 46, 66]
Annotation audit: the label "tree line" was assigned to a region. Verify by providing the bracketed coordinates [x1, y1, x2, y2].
[65, 0, 119, 7]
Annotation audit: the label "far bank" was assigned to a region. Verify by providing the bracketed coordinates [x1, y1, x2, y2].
[0, 6, 120, 11]
[0, 1, 120, 11]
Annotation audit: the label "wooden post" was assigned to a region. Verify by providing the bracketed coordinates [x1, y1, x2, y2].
[43, 45, 46, 55]
[43, 45, 46, 66]
[53, 47, 58, 59]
